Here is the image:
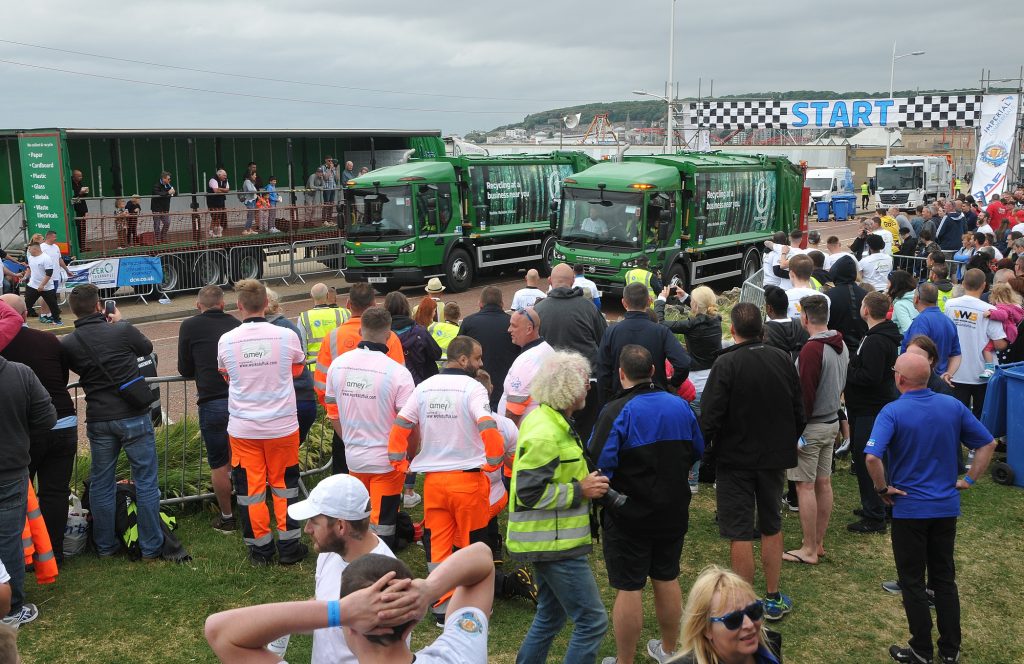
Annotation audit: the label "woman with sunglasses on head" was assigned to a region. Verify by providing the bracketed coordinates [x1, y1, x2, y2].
[669, 565, 781, 664]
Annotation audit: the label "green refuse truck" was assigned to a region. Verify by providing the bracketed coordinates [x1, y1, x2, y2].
[342, 151, 595, 292]
[553, 152, 808, 294]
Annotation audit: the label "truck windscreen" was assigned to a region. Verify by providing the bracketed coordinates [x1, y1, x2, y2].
[559, 189, 644, 249]
[876, 166, 922, 191]
[805, 177, 833, 191]
[348, 186, 415, 239]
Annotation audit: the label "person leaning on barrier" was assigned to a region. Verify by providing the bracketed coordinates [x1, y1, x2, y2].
[0, 295, 78, 563]
[205, 541, 496, 664]
[62, 284, 165, 560]
[508, 350, 609, 664]
[587, 344, 704, 664]
[217, 280, 307, 567]
[177, 285, 241, 533]
[207, 169, 230, 238]
[150, 171, 176, 245]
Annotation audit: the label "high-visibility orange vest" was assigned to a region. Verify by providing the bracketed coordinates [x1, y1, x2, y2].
[22, 483, 58, 585]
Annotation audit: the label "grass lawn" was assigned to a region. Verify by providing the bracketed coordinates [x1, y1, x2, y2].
[15, 460, 1024, 664]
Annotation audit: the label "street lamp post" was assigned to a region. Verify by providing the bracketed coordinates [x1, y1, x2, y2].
[886, 41, 926, 160]
[667, 0, 675, 154]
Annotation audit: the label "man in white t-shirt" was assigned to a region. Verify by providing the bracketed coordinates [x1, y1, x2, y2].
[766, 228, 807, 290]
[325, 306, 415, 550]
[41, 231, 69, 290]
[859, 234, 893, 292]
[24, 241, 63, 325]
[510, 269, 545, 310]
[580, 204, 609, 236]
[204, 541, 496, 664]
[785, 255, 828, 322]
[572, 263, 602, 308]
[498, 307, 554, 426]
[945, 269, 1008, 419]
[823, 235, 860, 272]
[287, 473, 397, 664]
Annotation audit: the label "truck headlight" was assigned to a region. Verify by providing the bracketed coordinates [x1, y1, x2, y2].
[399, 243, 416, 254]
[621, 258, 638, 268]
[344, 246, 355, 255]
[553, 249, 566, 261]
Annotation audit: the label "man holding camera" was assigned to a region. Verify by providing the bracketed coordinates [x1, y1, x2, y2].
[587, 344, 704, 664]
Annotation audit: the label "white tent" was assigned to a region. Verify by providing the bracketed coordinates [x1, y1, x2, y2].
[843, 127, 902, 147]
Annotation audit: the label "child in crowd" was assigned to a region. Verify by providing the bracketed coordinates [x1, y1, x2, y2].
[125, 195, 141, 246]
[114, 198, 128, 249]
[266, 176, 282, 232]
[981, 282, 1024, 378]
[255, 191, 272, 233]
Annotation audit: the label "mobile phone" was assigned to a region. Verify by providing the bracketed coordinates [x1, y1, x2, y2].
[104, 300, 116, 315]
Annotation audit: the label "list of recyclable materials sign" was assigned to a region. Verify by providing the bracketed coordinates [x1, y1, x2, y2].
[18, 132, 70, 245]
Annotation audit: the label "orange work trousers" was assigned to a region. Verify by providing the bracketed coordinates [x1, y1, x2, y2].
[422, 470, 489, 571]
[351, 469, 405, 548]
[231, 431, 302, 558]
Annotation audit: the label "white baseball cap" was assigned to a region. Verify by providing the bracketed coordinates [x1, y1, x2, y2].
[288, 474, 372, 521]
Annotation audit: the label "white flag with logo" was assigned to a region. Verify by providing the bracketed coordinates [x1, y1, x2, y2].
[971, 94, 1019, 205]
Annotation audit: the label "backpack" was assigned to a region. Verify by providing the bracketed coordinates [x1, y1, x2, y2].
[392, 510, 416, 552]
[397, 325, 439, 384]
[82, 480, 191, 562]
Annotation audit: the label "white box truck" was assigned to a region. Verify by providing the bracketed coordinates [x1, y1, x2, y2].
[875, 155, 952, 211]
[805, 168, 854, 204]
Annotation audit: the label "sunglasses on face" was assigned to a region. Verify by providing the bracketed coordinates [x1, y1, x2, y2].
[709, 600, 764, 630]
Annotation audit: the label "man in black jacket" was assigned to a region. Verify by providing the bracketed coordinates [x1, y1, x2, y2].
[458, 286, 519, 411]
[535, 263, 607, 440]
[150, 171, 176, 244]
[935, 201, 966, 252]
[845, 291, 902, 534]
[587, 345, 703, 663]
[762, 285, 809, 361]
[177, 285, 241, 533]
[700, 302, 805, 621]
[0, 295, 77, 564]
[597, 283, 690, 399]
[62, 284, 164, 560]
[826, 254, 868, 353]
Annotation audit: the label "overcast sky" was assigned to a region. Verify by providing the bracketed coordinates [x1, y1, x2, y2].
[2, 0, 1020, 135]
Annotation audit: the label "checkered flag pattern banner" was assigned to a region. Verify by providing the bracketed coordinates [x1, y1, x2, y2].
[683, 95, 985, 130]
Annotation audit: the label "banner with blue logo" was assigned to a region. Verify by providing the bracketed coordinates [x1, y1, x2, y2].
[66, 257, 163, 289]
[971, 94, 1020, 205]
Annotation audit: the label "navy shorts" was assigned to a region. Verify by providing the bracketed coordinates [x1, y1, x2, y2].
[198, 398, 230, 470]
[602, 514, 685, 591]
[715, 467, 786, 541]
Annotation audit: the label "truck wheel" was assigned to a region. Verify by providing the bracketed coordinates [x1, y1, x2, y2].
[991, 462, 1015, 486]
[539, 235, 557, 277]
[160, 256, 185, 292]
[230, 247, 265, 283]
[741, 247, 761, 282]
[444, 248, 474, 293]
[666, 262, 689, 292]
[193, 252, 226, 287]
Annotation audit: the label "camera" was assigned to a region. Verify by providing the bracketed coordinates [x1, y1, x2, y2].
[593, 470, 627, 509]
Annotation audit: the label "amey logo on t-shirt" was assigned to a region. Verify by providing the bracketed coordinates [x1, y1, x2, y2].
[427, 395, 457, 419]
[240, 340, 272, 362]
[343, 371, 375, 396]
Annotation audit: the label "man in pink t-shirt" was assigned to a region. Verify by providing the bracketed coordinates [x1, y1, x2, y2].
[498, 307, 553, 426]
[217, 280, 306, 566]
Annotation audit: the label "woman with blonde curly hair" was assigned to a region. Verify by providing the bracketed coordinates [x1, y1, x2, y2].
[669, 565, 781, 664]
[508, 350, 611, 663]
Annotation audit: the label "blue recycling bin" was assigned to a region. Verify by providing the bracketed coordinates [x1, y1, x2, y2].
[815, 201, 831, 220]
[832, 198, 851, 220]
[980, 363, 1024, 487]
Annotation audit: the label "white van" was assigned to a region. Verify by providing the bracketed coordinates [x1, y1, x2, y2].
[805, 168, 855, 204]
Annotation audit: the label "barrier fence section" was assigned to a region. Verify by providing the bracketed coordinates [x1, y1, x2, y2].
[739, 268, 765, 310]
[68, 376, 334, 508]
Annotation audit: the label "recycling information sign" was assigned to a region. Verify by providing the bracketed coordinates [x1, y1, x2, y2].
[18, 131, 70, 248]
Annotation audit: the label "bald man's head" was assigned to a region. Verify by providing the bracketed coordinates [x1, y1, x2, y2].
[549, 263, 575, 289]
[525, 269, 540, 287]
[310, 282, 329, 304]
[894, 353, 931, 392]
[0, 294, 26, 318]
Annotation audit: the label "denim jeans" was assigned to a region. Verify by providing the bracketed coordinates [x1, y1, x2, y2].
[297, 400, 318, 444]
[516, 555, 608, 664]
[0, 473, 28, 615]
[86, 415, 164, 557]
[198, 399, 231, 470]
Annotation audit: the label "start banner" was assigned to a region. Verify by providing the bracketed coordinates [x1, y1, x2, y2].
[67, 257, 163, 289]
[970, 94, 1020, 205]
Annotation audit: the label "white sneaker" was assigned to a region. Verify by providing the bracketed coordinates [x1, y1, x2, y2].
[403, 491, 422, 508]
[689, 483, 698, 495]
[269, 227, 282, 234]
[647, 639, 675, 662]
[601, 658, 618, 664]
[1, 603, 38, 629]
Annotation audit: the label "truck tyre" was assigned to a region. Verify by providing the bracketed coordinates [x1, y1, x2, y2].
[444, 248, 474, 293]
[665, 262, 689, 293]
[539, 235, 557, 277]
[230, 247, 265, 283]
[160, 255, 185, 292]
[193, 252, 226, 288]
[741, 247, 761, 282]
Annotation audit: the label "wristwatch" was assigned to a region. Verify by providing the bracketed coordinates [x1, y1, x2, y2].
[875, 485, 889, 495]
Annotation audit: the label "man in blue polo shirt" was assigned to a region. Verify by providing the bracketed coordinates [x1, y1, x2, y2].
[901, 282, 961, 381]
[864, 353, 996, 664]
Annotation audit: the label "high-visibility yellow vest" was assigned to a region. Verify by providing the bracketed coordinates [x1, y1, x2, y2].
[861, 183, 870, 196]
[624, 268, 656, 306]
[298, 306, 350, 367]
[428, 321, 460, 365]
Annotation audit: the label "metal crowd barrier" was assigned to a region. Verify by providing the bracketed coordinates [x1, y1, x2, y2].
[739, 268, 765, 310]
[68, 376, 334, 508]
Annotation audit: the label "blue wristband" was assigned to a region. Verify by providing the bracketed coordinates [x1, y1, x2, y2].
[327, 600, 341, 628]
[963, 475, 975, 486]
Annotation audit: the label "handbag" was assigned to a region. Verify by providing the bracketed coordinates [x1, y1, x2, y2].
[64, 493, 89, 558]
[70, 333, 155, 410]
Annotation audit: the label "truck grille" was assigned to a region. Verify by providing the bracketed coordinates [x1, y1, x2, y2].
[356, 253, 398, 265]
[579, 265, 619, 277]
[880, 193, 909, 205]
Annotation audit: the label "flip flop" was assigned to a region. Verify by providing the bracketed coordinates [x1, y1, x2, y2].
[782, 550, 817, 565]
